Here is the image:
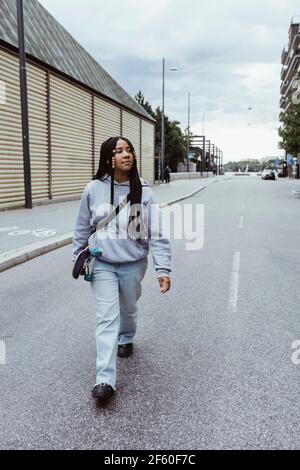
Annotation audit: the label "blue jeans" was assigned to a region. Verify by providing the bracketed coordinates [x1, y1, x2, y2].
[90, 257, 148, 390]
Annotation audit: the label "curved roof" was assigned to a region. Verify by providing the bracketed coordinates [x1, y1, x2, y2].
[0, 0, 155, 122]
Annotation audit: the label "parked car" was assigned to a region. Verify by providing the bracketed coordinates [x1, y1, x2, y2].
[261, 169, 276, 180]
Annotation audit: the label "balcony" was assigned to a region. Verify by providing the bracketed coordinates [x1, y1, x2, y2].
[285, 100, 291, 113]
[280, 77, 300, 110]
[280, 55, 300, 93]
[282, 40, 300, 77]
[281, 79, 290, 95]
[288, 21, 300, 46]
[280, 96, 287, 109]
[279, 96, 291, 114]
[281, 22, 300, 66]
[281, 64, 288, 80]
[282, 47, 289, 65]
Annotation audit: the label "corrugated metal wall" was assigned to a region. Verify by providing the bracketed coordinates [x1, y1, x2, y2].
[0, 47, 155, 210]
[50, 75, 93, 198]
[94, 97, 121, 165]
[141, 120, 154, 184]
[0, 49, 24, 209]
[0, 50, 49, 208]
[27, 63, 48, 202]
[122, 110, 141, 174]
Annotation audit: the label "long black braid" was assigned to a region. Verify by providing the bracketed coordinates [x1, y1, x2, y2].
[92, 137, 143, 233]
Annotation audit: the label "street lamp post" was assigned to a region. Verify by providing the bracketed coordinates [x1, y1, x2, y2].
[186, 92, 191, 173]
[206, 140, 211, 172]
[161, 58, 165, 182]
[161, 59, 178, 182]
[17, 0, 32, 209]
[203, 134, 206, 176]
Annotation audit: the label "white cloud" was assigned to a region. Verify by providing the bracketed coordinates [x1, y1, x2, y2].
[39, 0, 300, 161]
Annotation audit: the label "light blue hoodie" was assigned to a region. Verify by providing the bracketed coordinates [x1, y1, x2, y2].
[72, 176, 171, 278]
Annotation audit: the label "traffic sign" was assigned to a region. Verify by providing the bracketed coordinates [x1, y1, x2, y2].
[287, 154, 294, 166]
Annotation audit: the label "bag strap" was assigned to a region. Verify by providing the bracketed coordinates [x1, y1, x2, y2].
[92, 193, 131, 234]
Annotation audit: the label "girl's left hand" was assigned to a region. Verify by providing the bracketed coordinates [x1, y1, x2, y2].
[158, 277, 171, 294]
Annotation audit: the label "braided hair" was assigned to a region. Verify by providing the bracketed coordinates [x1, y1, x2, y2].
[92, 136, 143, 233]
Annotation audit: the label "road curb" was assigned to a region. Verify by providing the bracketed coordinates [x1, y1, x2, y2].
[159, 179, 217, 207]
[0, 234, 73, 273]
[0, 178, 219, 273]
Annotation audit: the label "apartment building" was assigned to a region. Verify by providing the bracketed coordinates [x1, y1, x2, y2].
[280, 16, 300, 113]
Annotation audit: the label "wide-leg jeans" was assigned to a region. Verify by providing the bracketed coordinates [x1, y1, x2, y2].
[90, 257, 148, 390]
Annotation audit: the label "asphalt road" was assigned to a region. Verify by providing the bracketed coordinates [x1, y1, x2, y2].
[1, 176, 300, 450]
[0, 178, 215, 255]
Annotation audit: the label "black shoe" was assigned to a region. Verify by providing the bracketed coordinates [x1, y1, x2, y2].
[118, 343, 133, 358]
[92, 383, 114, 402]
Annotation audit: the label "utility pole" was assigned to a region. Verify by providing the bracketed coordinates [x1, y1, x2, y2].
[205, 140, 211, 173]
[17, 0, 32, 208]
[161, 58, 165, 181]
[203, 135, 206, 176]
[186, 92, 190, 173]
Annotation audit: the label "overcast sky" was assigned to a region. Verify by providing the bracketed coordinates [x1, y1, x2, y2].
[39, 0, 300, 162]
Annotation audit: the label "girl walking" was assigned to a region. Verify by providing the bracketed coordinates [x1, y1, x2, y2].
[72, 137, 171, 403]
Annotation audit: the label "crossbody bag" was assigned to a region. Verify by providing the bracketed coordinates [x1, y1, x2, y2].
[72, 194, 131, 281]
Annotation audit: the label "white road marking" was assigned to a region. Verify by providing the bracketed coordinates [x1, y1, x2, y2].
[0, 227, 57, 237]
[228, 251, 241, 312]
[0, 227, 18, 232]
[8, 230, 32, 236]
[239, 215, 244, 230]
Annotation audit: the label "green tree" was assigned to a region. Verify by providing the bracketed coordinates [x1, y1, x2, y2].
[224, 159, 262, 172]
[279, 102, 300, 157]
[135, 91, 156, 120]
[135, 91, 186, 172]
[154, 107, 186, 172]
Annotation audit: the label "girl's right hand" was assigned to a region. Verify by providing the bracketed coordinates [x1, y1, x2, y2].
[158, 277, 171, 294]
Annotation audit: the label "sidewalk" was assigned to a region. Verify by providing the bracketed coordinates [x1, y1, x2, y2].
[0, 176, 222, 272]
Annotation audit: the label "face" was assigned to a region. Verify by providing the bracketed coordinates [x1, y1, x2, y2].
[112, 139, 134, 173]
